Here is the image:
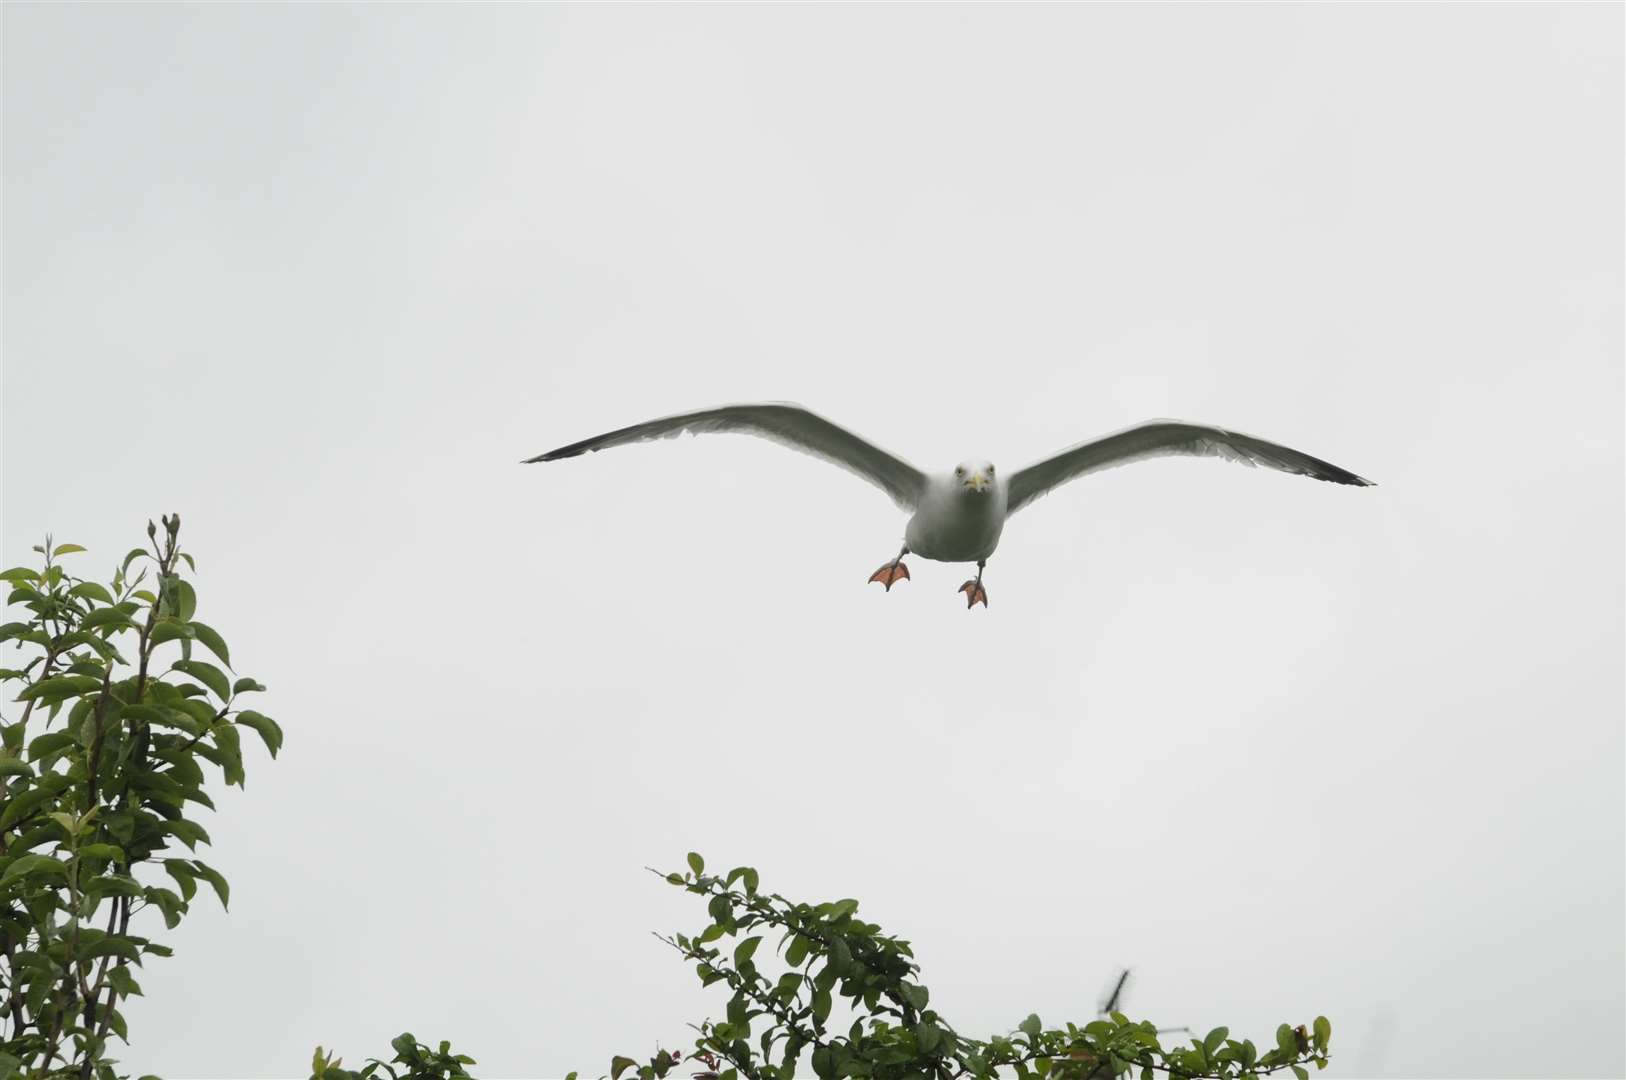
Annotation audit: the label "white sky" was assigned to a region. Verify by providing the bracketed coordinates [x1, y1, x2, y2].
[3, 4, 1622, 1078]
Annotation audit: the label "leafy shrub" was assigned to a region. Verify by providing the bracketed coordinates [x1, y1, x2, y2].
[0, 518, 279, 1077]
[588, 854, 1331, 1080]
[310, 1034, 476, 1080]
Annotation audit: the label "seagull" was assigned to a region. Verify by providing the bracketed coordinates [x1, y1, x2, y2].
[524, 403, 1373, 609]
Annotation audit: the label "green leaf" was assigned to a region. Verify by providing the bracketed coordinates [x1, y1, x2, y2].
[1204, 1027, 1229, 1054]
[174, 698, 217, 725]
[1276, 1025, 1297, 1056]
[79, 936, 140, 963]
[1312, 1016, 1331, 1052]
[107, 1004, 129, 1043]
[213, 722, 245, 786]
[76, 843, 125, 862]
[173, 658, 231, 701]
[784, 933, 810, 967]
[686, 852, 705, 876]
[68, 582, 115, 605]
[149, 621, 194, 646]
[1019, 1014, 1042, 1039]
[81, 608, 137, 632]
[232, 677, 267, 694]
[163, 859, 199, 902]
[174, 580, 197, 622]
[157, 817, 211, 850]
[0, 757, 33, 778]
[62, 630, 128, 665]
[189, 622, 231, 667]
[734, 935, 763, 965]
[10, 823, 62, 854]
[123, 703, 201, 737]
[0, 785, 62, 831]
[235, 710, 283, 758]
[84, 874, 144, 900]
[26, 731, 76, 762]
[611, 1056, 638, 1080]
[106, 964, 142, 998]
[16, 673, 102, 703]
[0, 568, 38, 584]
[191, 859, 229, 910]
[1292, 1067, 1309, 1080]
[52, 543, 87, 557]
[1, 853, 66, 884]
[811, 986, 832, 1022]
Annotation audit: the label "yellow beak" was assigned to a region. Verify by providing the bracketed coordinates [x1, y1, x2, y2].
[964, 472, 989, 493]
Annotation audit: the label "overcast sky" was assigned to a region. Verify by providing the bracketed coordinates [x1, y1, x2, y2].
[3, 4, 1622, 1078]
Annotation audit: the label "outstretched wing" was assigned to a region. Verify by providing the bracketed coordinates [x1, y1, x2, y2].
[1006, 419, 1373, 516]
[525, 402, 928, 510]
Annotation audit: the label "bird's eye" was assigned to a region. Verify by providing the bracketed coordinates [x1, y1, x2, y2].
[987, 465, 995, 474]
[955, 466, 964, 477]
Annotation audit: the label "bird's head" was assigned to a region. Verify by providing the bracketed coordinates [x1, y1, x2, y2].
[953, 460, 996, 495]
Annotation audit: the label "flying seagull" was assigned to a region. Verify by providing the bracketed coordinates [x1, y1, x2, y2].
[524, 403, 1372, 609]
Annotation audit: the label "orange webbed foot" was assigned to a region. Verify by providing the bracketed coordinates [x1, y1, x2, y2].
[958, 580, 989, 609]
[868, 561, 910, 591]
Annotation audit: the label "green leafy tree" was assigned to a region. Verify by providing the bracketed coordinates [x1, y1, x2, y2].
[310, 1035, 476, 1080]
[0, 517, 282, 1078]
[587, 855, 1332, 1080]
[315, 855, 1331, 1080]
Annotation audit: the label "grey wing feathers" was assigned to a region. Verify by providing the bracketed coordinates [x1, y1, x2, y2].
[1005, 420, 1373, 516]
[524, 402, 928, 510]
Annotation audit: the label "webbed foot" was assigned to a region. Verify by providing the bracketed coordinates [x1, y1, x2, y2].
[869, 560, 910, 591]
[958, 580, 989, 608]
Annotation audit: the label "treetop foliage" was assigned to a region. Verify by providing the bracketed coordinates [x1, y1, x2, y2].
[581, 854, 1330, 1080]
[0, 517, 279, 1077]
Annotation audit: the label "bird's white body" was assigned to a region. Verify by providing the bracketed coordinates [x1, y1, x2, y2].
[905, 469, 1007, 562]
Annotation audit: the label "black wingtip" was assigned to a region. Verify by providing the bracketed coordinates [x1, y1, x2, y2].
[1314, 462, 1376, 487]
[522, 434, 605, 463]
[520, 447, 580, 464]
